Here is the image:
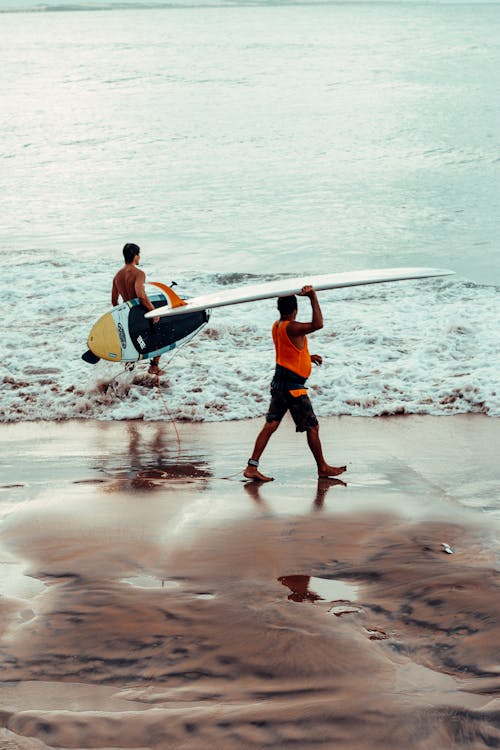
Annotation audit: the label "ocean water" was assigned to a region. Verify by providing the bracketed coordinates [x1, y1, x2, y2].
[2, 1, 499, 421]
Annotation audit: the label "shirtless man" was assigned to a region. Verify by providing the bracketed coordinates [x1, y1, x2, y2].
[112, 243, 164, 376]
[244, 286, 346, 482]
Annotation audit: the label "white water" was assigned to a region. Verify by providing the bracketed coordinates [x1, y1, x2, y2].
[3, 258, 499, 420]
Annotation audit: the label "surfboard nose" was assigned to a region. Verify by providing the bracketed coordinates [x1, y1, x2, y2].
[88, 312, 122, 362]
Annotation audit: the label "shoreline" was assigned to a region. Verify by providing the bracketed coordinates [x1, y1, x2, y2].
[1, 413, 498, 510]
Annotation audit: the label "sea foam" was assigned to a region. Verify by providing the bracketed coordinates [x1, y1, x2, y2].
[2, 257, 499, 422]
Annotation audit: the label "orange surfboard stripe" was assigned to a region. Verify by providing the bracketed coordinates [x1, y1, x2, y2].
[149, 282, 187, 309]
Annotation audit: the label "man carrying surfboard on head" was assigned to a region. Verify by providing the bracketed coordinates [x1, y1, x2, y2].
[244, 286, 346, 482]
[112, 243, 164, 376]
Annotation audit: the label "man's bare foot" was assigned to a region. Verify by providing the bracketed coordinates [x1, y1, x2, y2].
[318, 464, 347, 478]
[243, 466, 274, 482]
[148, 365, 165, 376]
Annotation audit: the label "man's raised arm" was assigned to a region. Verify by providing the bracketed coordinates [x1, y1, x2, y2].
[288, 285, 324, 338]
[302, 285, 323, 332]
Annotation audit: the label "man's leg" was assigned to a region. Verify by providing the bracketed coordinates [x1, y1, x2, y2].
[148, 356, 165, 376]
[289, 394, 346, 478]
[243, 420, 280, 482]
[306, 424, 346, 478]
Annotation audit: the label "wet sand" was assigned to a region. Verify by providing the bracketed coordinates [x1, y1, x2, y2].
[0, 415, 499, 749]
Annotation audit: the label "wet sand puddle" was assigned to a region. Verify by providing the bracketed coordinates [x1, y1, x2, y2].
[0, 421, 499, 750]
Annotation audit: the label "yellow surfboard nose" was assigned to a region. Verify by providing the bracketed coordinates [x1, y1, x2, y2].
[88, 312, 122, 362]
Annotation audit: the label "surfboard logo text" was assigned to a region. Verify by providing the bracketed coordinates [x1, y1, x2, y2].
[117, 322, 127, 349]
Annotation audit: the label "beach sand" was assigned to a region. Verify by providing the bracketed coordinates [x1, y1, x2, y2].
[0, 415, 499, 749]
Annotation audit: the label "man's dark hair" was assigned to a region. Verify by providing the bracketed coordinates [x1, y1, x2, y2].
[277, 295, 298, 316]
[123, 243, 140, 263]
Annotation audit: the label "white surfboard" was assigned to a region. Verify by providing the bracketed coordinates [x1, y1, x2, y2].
[145, 267, 453, 319]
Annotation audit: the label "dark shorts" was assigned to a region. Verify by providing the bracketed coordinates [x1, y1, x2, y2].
[266, 387, 319, 433]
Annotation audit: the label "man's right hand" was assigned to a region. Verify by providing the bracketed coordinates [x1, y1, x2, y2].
[299, 285, 315, 297]
[296, 285, 323, 333]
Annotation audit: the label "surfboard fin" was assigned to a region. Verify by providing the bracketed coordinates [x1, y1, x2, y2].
[149, 281, 187, 309]
[82, 349, 101, 365]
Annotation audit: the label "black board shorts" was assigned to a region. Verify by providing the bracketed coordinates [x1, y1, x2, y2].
[266, 387, 319, 433]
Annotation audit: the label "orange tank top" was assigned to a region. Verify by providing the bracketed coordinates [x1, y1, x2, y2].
[272, 320, 312, 380]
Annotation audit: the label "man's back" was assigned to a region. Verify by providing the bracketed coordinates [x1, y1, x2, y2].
[112, 264, 145, 304]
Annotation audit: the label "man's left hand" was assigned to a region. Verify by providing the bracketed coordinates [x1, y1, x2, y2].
[311, 354, 323, 366]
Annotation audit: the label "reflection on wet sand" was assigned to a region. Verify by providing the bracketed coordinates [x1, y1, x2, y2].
[244, 476, 347, 510]
[2, 489, 499, 748]
[97, 423, 213, 491]
[278, 574, 324, 602]
[0, 419, 499, 749]
[277, 574, 358, 605]
[314, 477, 347, 509]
